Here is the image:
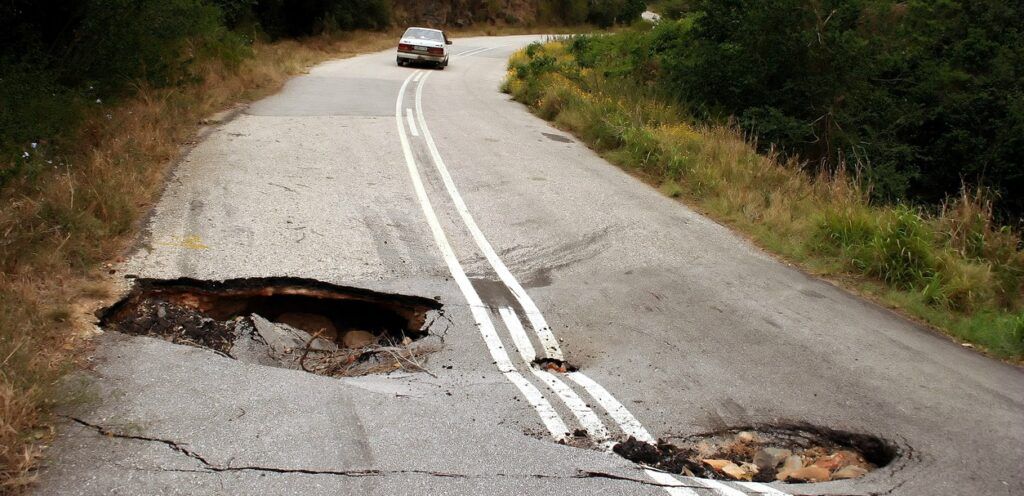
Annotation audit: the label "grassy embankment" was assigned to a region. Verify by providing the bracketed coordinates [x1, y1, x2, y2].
[0, 29, 403, 493]
[503, 41, 1024, 360]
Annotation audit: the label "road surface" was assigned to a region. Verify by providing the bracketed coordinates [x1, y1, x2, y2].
[38, 35, 1023, 496]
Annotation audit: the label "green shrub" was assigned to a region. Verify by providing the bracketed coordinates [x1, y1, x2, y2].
[817, 208, 880, 254]
[587, 0, 646, 27]
[855, 207, 937, 288]
[0, 63, 80, 185]
[951, 311, 1024, 358]
[70, 0, 234, 92]
[556, 0, 590, 24]
[661, 0, 1024, 220]
[659, 0, 694, 20]
[253, 0, 390, 37]
[0, 0, 249, 188]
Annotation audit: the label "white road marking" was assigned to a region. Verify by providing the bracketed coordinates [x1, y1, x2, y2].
[454, 47, 485, 57]
[412, 72, 423, 82]
[405, 108, 419, 136]
[644, 470, 702, 496]
[694, 479, 750, 496]
[499, 307, 611, 447]
[566, 371, 653, 443]
[454, 46, 496, 57]
[736, 482, 789, 495]
[412, 63, 791, 496]
[498, 307, 537, 363]
[415, 72, 565, 360]
[533, 368, 611, 447]
[394, 70, 569, 441]
[502, 369, 570, 442]
[455, 44, 511, 59]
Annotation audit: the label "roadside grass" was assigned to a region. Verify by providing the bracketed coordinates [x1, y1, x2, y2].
[0, 29, 411, 494]
[503, 42, 1024, 360]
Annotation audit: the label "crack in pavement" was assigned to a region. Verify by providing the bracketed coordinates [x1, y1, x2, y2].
[69, 417, 217, 467]
[69, 417, 697, 488]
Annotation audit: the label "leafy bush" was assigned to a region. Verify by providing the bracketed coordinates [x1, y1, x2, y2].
[210, 0, 258, 28]
[71, 0, 239, 91]
[660, 0, 1024, 222]
[587, 0, 647, 27]
[254, 0, 390, 37]
[0, 62, 80, 185]
[659, 0, 695, 20]
[0, 0, 248, 188]
[552, 0, 590, 24]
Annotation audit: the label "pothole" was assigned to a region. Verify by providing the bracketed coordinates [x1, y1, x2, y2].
[613, 424, 898, 483]
[532, 358, 579, 373]
[99, 277, 445, 376]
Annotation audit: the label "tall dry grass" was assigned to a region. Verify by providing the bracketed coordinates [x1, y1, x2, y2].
[504, 42, 1024, 360]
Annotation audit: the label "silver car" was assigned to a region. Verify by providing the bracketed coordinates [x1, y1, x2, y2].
[396, 27, 451, 69]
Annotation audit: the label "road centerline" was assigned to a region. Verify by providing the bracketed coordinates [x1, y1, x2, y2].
[413, 65, 790, 496]
[500, 307, 612, 448]
[405, 108, 419, 137]
[394, 69, 570, 442]
[415, 71, 565, 360]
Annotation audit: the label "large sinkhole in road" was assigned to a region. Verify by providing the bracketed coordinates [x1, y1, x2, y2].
[99, 277, 445, 376]
[613, 424, 898, 484]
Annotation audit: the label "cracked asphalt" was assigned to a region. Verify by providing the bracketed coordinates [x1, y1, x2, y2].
[37, 36, 1024, 495]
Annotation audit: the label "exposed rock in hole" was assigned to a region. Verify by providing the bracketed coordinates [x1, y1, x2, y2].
[99, 277, 445, 376]
[532, 358, 578, 373]
[613, 424, 897, 483]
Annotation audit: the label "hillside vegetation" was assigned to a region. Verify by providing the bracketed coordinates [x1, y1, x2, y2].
[616, 0, 1023, 222]
[0, 1, 640, 492]
[504, 30, 1023, 361]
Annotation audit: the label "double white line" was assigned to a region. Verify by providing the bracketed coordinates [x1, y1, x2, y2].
[394, 68, 788, 496]
[454, 45, 503, 58]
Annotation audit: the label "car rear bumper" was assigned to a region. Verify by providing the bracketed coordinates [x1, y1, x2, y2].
[397, 51, 445, 63]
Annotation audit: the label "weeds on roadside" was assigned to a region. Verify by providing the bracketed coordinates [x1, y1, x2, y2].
[0, 30, 402, 494]
[503, 41, 1024, 359]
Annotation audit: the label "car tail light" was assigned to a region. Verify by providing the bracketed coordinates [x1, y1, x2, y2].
[428, 47, 443, 55]
[398, 43, 414, 52]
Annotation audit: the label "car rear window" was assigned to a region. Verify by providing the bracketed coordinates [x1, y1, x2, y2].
[403, 28, 443, 42]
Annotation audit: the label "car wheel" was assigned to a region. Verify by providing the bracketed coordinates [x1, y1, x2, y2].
[436, 62, 445, 70]
[397, 57, 404, 66]
[444, 58, 449, 67]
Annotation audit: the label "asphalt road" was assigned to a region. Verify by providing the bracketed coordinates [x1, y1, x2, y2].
[38, 36, 1023, 496]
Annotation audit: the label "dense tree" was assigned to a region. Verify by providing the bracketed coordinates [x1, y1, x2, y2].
[661, 0, 1023, 219]
[253, 0, 390, 37]
[588, 0, 646, 27]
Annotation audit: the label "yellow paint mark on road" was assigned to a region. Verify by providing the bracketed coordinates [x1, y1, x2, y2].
[156, 234, 209, 250]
